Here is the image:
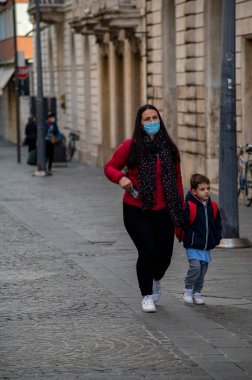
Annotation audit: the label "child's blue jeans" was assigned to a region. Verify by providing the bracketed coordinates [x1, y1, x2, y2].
[184, 259, 208, 293]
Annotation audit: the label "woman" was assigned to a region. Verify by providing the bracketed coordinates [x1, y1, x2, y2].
[24, 115, 37, 152]
[104, 104, 184, 313]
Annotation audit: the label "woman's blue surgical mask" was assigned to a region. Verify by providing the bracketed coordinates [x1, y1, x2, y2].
[143, 121, 160, 136]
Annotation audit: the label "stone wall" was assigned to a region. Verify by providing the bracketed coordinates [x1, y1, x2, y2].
[236, 0, 252, 147]
[34, 0, 252, 183]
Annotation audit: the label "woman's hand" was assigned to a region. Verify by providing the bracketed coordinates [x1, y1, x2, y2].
[119, 176, 132, 192]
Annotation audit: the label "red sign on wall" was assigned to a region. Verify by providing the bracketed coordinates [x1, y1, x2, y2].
[17, 66, 29, 80]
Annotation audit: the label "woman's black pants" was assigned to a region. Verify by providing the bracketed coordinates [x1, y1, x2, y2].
[123, 203, 175, 296]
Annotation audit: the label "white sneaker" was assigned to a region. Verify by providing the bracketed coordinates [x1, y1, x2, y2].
[193, 292, 205, 305]
[152, 280, 161, 303]
[183, 288, 193, 304]
[142, 295, 156, 312]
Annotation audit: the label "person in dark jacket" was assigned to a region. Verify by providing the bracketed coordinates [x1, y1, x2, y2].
[183, 173, 222, 305]
[104, 104, 184, 313]
[44, 112, 59, 175]
[24, 115, 37, 152]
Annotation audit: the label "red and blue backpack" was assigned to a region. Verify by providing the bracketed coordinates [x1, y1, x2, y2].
[175, 200, 218, 242]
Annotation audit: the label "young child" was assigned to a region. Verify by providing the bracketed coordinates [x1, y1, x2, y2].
[182, 174, 222, 305]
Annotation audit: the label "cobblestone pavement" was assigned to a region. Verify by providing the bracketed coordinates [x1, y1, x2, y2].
[0, 143, 252, 380]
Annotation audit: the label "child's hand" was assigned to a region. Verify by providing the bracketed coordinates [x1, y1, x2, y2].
[175, 227, 184, 242]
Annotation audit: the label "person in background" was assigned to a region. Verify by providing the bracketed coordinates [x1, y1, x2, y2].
[24, 115, 37, 152]
[182, 174, 222, 305]
[44, 112, 59, 175]
[104, 104, 184, 313]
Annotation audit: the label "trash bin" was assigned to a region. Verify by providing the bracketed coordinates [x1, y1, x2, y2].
[27, 148, 37, 166]
[53, 142, 67, 166]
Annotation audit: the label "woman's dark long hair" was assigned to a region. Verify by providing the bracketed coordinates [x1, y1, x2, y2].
[128, 104, 180, 168]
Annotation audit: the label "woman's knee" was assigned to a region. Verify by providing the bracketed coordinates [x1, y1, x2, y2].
[138, 246, 155, 260]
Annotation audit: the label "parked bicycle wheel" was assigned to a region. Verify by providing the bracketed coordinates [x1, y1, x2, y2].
[67, 132, 79, 161]
[67, 140, 75, 161]
[244, 160, 252, 207]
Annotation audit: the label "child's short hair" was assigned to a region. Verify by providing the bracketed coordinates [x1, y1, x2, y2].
[190, 173, 210, 189]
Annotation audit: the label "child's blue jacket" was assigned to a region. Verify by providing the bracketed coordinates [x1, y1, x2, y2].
[183, 191, 222, 250]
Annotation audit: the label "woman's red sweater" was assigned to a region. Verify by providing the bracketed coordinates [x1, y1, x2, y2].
[104, 139, 184, 210]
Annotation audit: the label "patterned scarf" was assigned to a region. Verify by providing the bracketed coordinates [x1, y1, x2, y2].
[138, 130, 184, 226]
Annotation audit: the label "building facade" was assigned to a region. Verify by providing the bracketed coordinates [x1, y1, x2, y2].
[28, 0, 252, 184]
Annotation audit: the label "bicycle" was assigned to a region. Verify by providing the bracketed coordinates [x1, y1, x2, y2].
[238, 144, 252, 207]
[67, 131, 79, 162]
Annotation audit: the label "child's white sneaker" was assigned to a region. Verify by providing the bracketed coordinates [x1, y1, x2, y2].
[142, 295, 156, 312]
[152, 280, 161, 303]
[193, 292, 205, 305]
[183, 288, 193, 304]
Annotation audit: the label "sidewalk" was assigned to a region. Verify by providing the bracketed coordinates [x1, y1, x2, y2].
[0, 142, 252, 380]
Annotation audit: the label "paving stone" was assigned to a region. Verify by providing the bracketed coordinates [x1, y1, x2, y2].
[0, 208, 209, 379]
[0, 142, 252, 379]
[190, 361, 249, 380]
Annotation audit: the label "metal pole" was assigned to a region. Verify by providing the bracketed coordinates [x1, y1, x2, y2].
[12, 0, 21, 163]
[218, 0, 251, 248]
[34, 0, 46, 174]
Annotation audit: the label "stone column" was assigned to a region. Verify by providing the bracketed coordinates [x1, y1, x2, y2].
[204, 0, 222, 183]
[108, 41, 117, 149]
[123, 37, 133, 138]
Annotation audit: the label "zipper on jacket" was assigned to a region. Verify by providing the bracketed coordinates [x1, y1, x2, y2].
[204, 202, 209, 250]
[191, 232, 194, 246]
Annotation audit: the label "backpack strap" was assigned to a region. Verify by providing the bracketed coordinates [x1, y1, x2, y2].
[187, 200, 197, 225]
[211, 200, 218, 220]
[188, 200, 217, 223]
